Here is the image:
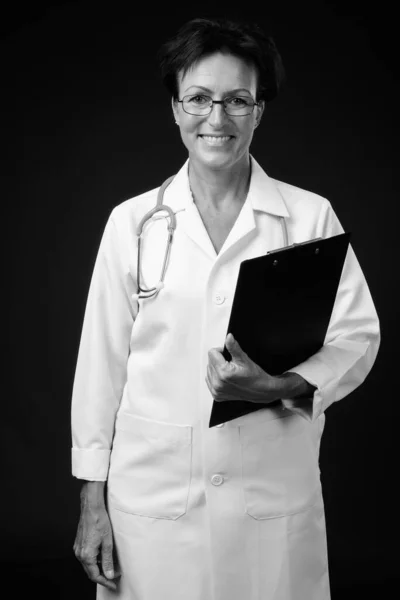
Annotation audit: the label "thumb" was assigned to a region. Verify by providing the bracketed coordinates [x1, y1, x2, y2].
[225, 334, 246, 361]
[101, 538, 115, 579]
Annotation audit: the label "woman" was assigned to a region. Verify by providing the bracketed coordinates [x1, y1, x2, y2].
[72, 17, 380, 600]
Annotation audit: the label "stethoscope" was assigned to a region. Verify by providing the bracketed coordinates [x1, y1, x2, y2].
[132, 176, 289, 301]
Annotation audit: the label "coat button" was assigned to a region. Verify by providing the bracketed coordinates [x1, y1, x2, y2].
[211, 474, 224, 486]
[214, 292, 225, 305]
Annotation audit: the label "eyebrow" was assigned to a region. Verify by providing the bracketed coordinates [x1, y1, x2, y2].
[183, 85, 253, 96]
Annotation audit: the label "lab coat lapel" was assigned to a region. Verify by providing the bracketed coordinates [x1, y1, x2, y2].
[162, 156, 289, 259]
[179, 184, 257, 260]
[163, 161, 217, 259]
[247, 156, 290, 218]
[217, 198, 256, 257]
[164, 159, 257, 259]
[183, 202, 217, 259]
[216, 156, 290, 257]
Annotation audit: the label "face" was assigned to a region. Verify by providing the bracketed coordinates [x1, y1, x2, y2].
[172, 52, 264, 172]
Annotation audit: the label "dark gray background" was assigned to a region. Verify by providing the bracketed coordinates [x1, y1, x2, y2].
[3, 1, 398, 597]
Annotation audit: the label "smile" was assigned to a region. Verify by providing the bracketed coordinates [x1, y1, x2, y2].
[199, 135, 234, 146]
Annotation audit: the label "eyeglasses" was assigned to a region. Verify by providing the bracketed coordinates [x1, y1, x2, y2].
[178, 94, 259, 117]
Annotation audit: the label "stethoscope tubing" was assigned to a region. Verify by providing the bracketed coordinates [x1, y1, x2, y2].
[133, 176, 289, 300]
[134, 177, 177, 299]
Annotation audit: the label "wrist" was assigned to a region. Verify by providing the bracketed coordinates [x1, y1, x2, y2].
[277, 372, 317, 399]
[80, 480, 106, 508]
[256, 371, 286, 403]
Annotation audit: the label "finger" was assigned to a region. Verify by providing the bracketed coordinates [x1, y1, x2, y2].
[207, 363, 228, 399]
[207, 363, 222, 392]
[73, 522, 83, 553]
[208, 347, 226, 368]
[87, 571, 118, 591]
[225, 333, 242, 356]
[226, 335, 250, 365]
[207, 358, 232, 401]
[206, 364, 214, 384]
[101, 540, 115, 580]
[98, 575, 118, 591]
[205, 373, 214, 396]
[207, 360, 221, 384]
[84, 561, 118, 591]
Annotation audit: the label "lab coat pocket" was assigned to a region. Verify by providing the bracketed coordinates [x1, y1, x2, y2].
[108, 412, 193, 520]
[239, 413, 321, 520]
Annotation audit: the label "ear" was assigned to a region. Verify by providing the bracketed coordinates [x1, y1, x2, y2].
[172, 97, 180, 126]
[254, 100, 265, 129]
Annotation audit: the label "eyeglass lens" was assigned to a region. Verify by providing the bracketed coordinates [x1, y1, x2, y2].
[182, 94, 255, 116]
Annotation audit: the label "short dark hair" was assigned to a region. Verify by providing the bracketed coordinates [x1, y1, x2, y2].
[158, 17, 285, 103]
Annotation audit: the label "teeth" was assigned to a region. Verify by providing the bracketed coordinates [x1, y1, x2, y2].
[201, 135, 232, 146]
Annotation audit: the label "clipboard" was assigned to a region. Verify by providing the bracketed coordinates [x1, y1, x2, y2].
[209, 232, 351, 427]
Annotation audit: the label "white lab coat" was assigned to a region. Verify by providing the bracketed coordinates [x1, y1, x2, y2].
[71, 156, 380, 600]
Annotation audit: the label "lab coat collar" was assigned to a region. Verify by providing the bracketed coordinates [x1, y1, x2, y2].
[162, 155, 290, 219]
[161, 160, 193, 212]
[248, 156, 290, 218]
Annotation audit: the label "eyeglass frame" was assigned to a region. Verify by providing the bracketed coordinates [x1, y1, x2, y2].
[177, 94, 260, 117]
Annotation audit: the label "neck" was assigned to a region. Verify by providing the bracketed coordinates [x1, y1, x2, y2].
[188, 155, 251, 213]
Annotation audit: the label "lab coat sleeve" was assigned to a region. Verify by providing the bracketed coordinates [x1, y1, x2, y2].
[281, 200, 380, 422]
[71, 209, 137, 480]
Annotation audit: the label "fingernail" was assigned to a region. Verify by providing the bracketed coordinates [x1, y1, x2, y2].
[105, 569, 114, 579]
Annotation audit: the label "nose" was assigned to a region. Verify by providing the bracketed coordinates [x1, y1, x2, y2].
[207, 102, 227, 127]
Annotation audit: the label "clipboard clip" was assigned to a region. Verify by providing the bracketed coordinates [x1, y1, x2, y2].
[267, 237, 323, 255]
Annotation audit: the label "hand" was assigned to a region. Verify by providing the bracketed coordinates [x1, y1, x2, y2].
[73, 483, 120, 591]
[206, 333, 281, 404]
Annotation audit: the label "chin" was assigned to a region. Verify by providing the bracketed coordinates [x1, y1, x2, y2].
[196, 150, 236, 170]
